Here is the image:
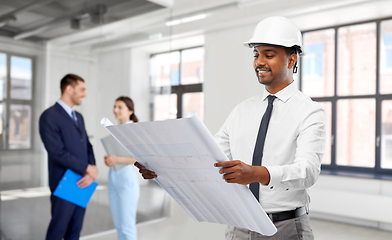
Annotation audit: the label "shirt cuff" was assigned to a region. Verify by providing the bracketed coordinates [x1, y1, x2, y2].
[264, 166, 282, 190]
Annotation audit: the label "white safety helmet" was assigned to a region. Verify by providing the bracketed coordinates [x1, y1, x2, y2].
[244, 16, 305, 56]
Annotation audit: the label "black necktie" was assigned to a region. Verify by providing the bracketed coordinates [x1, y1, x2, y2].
[71, 110, 78, 123]
[249, 95, 276, 201]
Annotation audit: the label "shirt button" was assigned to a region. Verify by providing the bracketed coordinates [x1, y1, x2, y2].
[286, 188, 289, 191]
[270, 186, 274, 189]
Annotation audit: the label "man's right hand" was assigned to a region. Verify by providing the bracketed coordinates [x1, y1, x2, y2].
[86, 164, 99, 180]
[77, 174, 94, 188]
[134, 162, 157, 179]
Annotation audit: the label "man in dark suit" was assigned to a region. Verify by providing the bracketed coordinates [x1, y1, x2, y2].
[39, 73, 98, 240]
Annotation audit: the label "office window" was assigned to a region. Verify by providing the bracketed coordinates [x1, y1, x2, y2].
[302, 29, 335, 97]
[304, 42, 324, 76]
[319, 101, 332, 165]
[336, 99, 375, 167]
[381, 100, 392, 169]
[0, 53, 6, 101]
[150, 47, 204, 121]
[337, 23, 376, 96]
[0, 52, 34, 150]
[380, 20, 392, 94]
[10, 56, 33, 100]
[301, 18, 392, 176]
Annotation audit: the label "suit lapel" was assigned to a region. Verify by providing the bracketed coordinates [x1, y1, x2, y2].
[54, 103, 83, 134]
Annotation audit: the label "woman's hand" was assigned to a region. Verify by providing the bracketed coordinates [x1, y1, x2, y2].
[104, 155, 117, 167]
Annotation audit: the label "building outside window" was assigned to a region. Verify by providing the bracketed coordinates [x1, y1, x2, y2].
[150, 47, 204, 121]
[300, 18, 392, 175]
[0, 53, 33, 150]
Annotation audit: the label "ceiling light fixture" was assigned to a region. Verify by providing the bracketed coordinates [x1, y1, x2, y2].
[165, 13, 207, 26]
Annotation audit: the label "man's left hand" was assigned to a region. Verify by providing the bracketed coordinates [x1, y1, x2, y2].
[77, 174, 94, 188]
[214, 160, 270, 185]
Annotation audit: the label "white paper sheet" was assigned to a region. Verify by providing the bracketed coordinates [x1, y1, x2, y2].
[101, 113, 277, 236]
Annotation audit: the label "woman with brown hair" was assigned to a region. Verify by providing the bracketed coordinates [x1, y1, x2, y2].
[104, 96, 140, 240]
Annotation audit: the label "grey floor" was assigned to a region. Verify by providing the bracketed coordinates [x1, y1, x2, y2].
[84, 218, 392, 240]
[0, 181, 168, 240]
[2, 188, 392, 240]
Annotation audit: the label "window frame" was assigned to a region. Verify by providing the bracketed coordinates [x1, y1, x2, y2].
[150, 46, 204, 120]
[0, 51, 35, 152]
[299, 17, 392, 178]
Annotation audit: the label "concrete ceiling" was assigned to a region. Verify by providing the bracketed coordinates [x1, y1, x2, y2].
[1, 0, 391, 54]
[46, 0, 392, 53]
[0, 0, 167, 41]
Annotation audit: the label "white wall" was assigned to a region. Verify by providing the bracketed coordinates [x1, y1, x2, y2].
[310, 175, 392, 231]
[129, 48, 151, 123]
[93, 48, 133, 182]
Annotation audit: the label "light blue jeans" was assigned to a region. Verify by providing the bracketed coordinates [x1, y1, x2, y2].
[108, 166, 140, 240]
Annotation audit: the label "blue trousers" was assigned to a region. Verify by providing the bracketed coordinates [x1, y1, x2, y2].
[46, 195, 86, 240]
[108, 166, 140, 240]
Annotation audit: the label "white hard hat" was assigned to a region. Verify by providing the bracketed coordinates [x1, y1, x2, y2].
[244, 16, 305, 56]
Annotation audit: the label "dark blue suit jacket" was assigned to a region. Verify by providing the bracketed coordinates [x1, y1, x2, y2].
[39, 103, 96, 192]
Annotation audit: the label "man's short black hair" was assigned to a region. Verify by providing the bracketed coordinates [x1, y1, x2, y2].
[60, 74, 85, 94]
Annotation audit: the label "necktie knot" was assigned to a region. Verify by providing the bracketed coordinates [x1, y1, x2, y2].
[267, 95, 276, 105]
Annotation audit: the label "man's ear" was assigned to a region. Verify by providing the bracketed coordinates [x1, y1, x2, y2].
[288, 53, 298, 70]
[65, 84, 74, 95]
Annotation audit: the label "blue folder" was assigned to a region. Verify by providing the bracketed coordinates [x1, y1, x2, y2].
[53, 169, 98, 208]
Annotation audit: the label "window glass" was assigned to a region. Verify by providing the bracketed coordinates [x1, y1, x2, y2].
[10, 56, 32, 100]
[337, 99, 375, 167]
[337, 23, 376, 96]
[0, 103, 3, 150]
[181, 48, 204, 85]
[380, 20, 392, 94]
[381, 100, 392, 169]
[150, 51, 180, 87]
[182, 92, 204, 120]
[318, 102, 332, 164]
[8, 104, 31, 149]
[153, 94, 177, 121]
[0, 53, 6, 101]
[302, 29, 335, 97]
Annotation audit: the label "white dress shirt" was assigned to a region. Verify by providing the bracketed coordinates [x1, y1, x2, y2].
[214, 82, 326, 213]
[57, 99, 77, 121]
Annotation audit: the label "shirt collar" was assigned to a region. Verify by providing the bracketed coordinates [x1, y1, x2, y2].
[57, 99, 74, 117]
[261, 81, 297, 103]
